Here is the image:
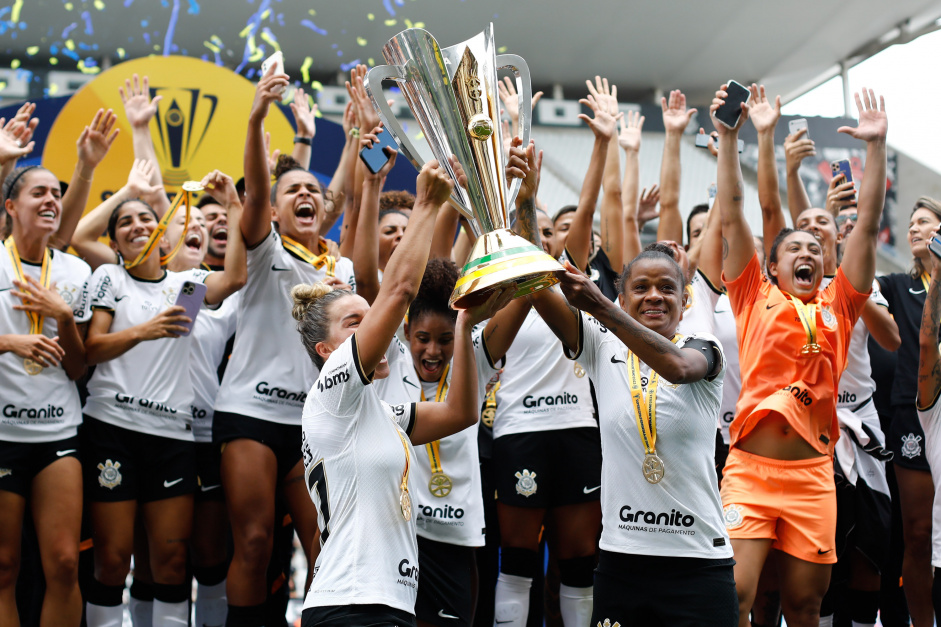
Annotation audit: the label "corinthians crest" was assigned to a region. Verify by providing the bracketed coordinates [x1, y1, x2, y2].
[150, 87, 219, 186]
[97, 459, 123, 489]
[515, 469, 537, 497]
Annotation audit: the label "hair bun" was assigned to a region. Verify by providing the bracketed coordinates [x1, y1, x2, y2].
[291, 282, 333, 321]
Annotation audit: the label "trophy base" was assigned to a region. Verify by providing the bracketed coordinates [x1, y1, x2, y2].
[450, 229, 563, 309]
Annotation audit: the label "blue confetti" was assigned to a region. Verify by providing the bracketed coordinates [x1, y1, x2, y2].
[340, 59, 361, 71]
[300, 19, 327, 36]
[124, 0, 135, 5]
[383, 0, 395, 16]
[81, 10, 93, 35]
[163, 0, 180, 56]
[141, 19, 148, 27]
[62, 23, 77, 38]
[234, 0, 271, 74]
[143, 31, 151, 44]
[187, 0, 200, 15]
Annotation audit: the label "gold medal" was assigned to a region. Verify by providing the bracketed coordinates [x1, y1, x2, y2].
[789, 295, 821, 358]
[801, 343, 821, 355]
[574, 362, 586, 378]
[23, 358, 42, 375]
[481, 407, 495, 427]
[428, 472, 452, 498]
[642, 453, 665, 484]
[400, 488, 412, 521]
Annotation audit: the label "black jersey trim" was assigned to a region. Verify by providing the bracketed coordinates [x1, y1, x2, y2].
[481, 335, 504, 370]
[562, 311, 585, 361]
[563, 246, 584, 272]
[682, 337, 722, 381]
[126, 269, 168, 283]
[917, 382, 941, 412]
[350, 335, 374, 385]
[90, 305, 115, 313]
[404, 402, 417, 436]
[697, 268, 725, 295]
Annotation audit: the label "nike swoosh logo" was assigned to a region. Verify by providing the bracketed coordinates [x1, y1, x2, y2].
[438, 610, 460, 620]
[271, 264, 292, 272]
[115, 295, 128, 302]
[583, 485, 600, 494]
[765, 302, 780, 309]
[817, 548, 832, 554]
[714, 310, 728, 314]
[200, 484, 221, 492]
[403, 376, 419, 388]
[910, 288, 926, 295]
[163, 478, 183, 488]
[610, 355, 625, 364]
[56, 449, 77, 457]
[0, 287, 12, 293]
[496, 622, 513, 625]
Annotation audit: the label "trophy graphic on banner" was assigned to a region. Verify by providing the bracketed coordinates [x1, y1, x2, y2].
[364, 24, 563, 308]
[151, 88, 219, 187]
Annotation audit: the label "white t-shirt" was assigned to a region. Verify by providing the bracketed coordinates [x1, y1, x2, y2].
[676, 269, 723, 337]
[492, 306, 595, 439]
[191, 292, 239, 443]
[374, 335, 495, 547]
[0, 249, 91, 442]
[302, 334, 419, 615]
[215, 230, 355, 425]
[917, 391, 941, 568]
[835, 279, 886, 408]
[83, 265, 209, 440]
[565, 312, 733, 559]
[713, 295, 739, 444]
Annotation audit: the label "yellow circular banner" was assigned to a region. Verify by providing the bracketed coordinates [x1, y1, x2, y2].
[44, 55, 295, 209]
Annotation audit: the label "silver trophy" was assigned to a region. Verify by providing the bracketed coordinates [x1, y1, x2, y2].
[364, 24, 562, 308]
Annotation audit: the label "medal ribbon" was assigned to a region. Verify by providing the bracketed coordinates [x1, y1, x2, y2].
[922, 272, 931, 294]
[627, 352, 659, 457]
[395, 428, 411, 508]
[4, 237, 51, 334]
[124, 186, 196, 269]
[788, 294, 819, 351]
[419, 364, 450, 476]
[281, 235, 336, 277]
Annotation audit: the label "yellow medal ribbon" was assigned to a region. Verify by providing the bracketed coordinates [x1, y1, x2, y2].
[395, 428, 412, 521]
[481, 379, 500, 427]
[789, 294, 821, 354]
[921, 272, 931, 294]
[420, 364, 452, 497]
[124, 182, 201, 269]
[626, 337, 680, 484]
[281, 235, 336, 277]
[5, 237, 51, 375]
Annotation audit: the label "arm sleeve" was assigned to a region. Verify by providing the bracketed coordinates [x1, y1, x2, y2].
[681, 335, 725, 382]
[723, 252, 763, 321]
[389, 401, 417, 435]
[870, 278, 889, 308]
[561, 311, 606, 376]
[310, 334, 368, 417]
[88, 266, 116, 312]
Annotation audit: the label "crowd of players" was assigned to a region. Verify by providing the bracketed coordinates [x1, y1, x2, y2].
[0, 57, 936, 627]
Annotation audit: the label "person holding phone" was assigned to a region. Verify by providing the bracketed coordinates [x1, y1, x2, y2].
[714, 85, 887, 627]
[80, 178, 245, 626]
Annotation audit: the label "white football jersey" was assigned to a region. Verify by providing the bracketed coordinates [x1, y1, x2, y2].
[676, 269, 723, 337]
[918, 391, 941, 568]
[835, 279, 886, 408]
[566, 312, 733, 559]
[491, 307, 595, 439]
[302, 335, 419, 615]
[83, 265, 209, 440]
[190, 292, 239, 443]
[713, 295, 739, 445]
[374, 335, 495, 547]
[0, 249, 91, 442]
[215, 230, 355, 425]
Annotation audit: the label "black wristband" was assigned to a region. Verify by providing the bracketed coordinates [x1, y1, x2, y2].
[293, 136, 312, 146]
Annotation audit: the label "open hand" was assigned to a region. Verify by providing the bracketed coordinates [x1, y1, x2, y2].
[838, 88, 887, 143]
[346, 65, 380, 135]
[291, 88, 317, 140]
[618, 110, 645, 153]
[637, 185, 661, 225]
[125, 159, 163, 200]
[77, 108, 119, 169]
[578, 93, 621, 141]
[119, 74, 162, 129]
[498, 76, 543, 131]
[747, 84, 781, 134]
[661, 89, 696, 135]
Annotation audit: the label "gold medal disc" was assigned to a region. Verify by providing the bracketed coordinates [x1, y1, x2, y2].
[400, 489, 412, 521]
[428, 472, 453, 498]
[801, 343, 821, 355]
[23, 358, 43, 375]
[642, 453, 665, 484]
[481, 407, 495, 427]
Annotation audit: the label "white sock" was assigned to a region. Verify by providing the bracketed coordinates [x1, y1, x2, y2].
[85, 602, 124, 627]
[153, 599, 189, 625]
[559, 583, 593, 626]
[494, 572, 532, 627]
[129, 596, 153, 627]
[818, 616, 834, 627]
[196, 580, 228, 627]
[851, 622, 876, 627]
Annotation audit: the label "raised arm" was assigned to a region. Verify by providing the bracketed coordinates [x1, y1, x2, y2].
[565, 79, 620, 271]
[497, 75, 543, 141]
[352, 126, 397, 305]
[0, 103, 39, 186]
[712, 85, 754, 281]
[836, 89, 887, 294]
[658, 89, 697, 245]
[201, 170, 247, 304]
[241, 64, 289, 247]
[919, 242, 941, 409]
[599, 87, 627, 272]
[119, 75, 170, 217]
[748, 85, 787, 256]
[619, 112, 646, 264]
[290, 87, 316, 170]
[783, 128, 815, 222]
[861, 297, 900, 351]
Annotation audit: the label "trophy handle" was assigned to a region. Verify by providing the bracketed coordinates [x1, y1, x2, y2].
[496, 54, 532, 209]
[363, 65, 427, 173]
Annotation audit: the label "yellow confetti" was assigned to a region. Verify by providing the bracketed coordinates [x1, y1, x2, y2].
[367, 12, 374, 20]
[404, 19, 413, 28]
[498, 46, 507, 53]
[49, 57, 58, 65]
[64, 2, 73, 9]
[77, 59, 100, 74]
[116, 47, 125, 59]
[10, 59, 20, 69]
[239, 24, 254, 38]
[260, 30, 280, 52]
[308, 9, 316, 15]
[356, 37, 367, 46]
[368, 57, 375, 66]
[66, 39, 75, 51]
[310, 80, 323, 91]
[415, 131, 424, 141]
[0, 81, 6, 90]
[153, 44, 160, 51]
[10, 0, 23, 22]
[26, 46, 39, 56]
[413, 22, 425, 28]
[384, 19, 396, 26]
[261, 9, 270, 19]
[94, 0, 105, 9]
[300, 56, 312, 83]
[204, 40, 221, 54]
[48, 83, 59, 95]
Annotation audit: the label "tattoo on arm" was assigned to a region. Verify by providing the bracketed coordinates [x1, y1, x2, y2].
[722, 237, 729, 260]
[732, 181, 744, 203]
[516, 198, 540, 247]
[601, 304, 670, 355]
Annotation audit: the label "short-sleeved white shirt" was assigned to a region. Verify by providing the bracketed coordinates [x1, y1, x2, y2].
[565, 312, 733, 559]
[302, 334, 419, 615]
[676, 269, 724, 337]
[215, 230, 355, 425]
[374, 335, 496, 547]
[0, 249, 91, 442]
[83, 265, 209, 440]
[190, 292, 239, 443]
[713, 295, 739, 444]
[836, 278, 887, 408]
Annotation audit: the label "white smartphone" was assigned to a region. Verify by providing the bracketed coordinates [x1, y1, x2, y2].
[788, 118, 809, 138]
[261, 51, 286, 95]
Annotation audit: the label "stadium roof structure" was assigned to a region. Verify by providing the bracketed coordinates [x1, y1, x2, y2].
[3, 0, 940, 106]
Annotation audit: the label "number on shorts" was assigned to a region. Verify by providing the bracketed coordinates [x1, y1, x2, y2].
[307, 459, 331, 546]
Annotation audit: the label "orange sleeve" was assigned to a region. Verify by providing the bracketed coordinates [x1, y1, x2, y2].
[830, 267, 871, 333]
[723, 252, 763, 318]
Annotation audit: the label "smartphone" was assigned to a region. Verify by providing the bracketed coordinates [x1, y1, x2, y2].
[929, 235, 941, 259]
[830, 159, 853, 185]
[172, 281, 207, 336]
[714, 80, 751, 129]
[694, 133, 744, 153]
[788, 118, 809, 138]
[359, 127, 398, 174]
[261, 51, 286, 95]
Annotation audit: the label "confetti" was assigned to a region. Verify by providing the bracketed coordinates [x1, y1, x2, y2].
[356, 37, 367, 46]
[26, 46, 38, 55]
[10, 59, 20, 69]
[49, 57, 58, 64]
[300, 55, 312, 83]
[10, 0, 23, 22]
[385, 19, 396, 26]
[300, 19, 327, 36]
[367, 13, 374, 20]
[94, 0, 105, 9]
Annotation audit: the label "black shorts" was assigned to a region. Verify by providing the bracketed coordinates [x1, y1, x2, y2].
[213, 411, 302, 480]
[195, 442, 224, 502]
[888, 405, 930, 471]
[0, 435, 80, 497]
[415, 536, 476, 626]
[493, 427, 602, 508]
[302, 604, 416, 627]
[590, 550, 738, 627]
[82, 417, 196, 503]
